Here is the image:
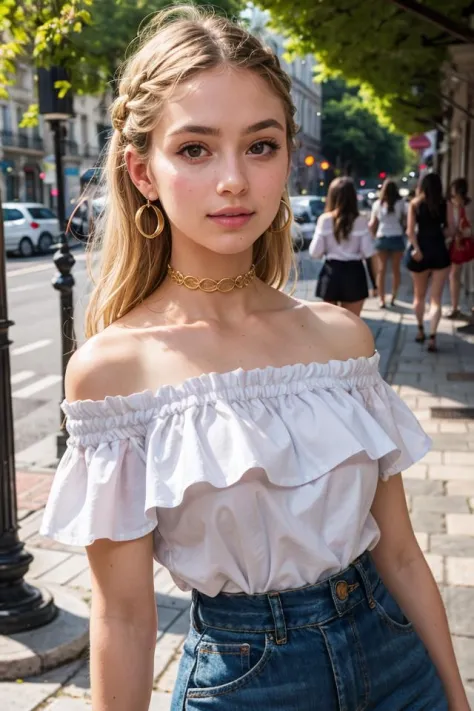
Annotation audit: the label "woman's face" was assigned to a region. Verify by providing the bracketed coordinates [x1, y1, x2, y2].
[451, 190, 463, 206]
[146, 66, 290, 256]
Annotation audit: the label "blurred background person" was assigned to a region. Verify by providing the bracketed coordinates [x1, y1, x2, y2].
[309, 177, 375, 316]
[369, 178, 406, 308]
[405, 173, 454, 352]
[447, 178, 474, 320]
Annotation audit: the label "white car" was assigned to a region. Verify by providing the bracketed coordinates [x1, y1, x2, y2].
[2, 202, 60, 257]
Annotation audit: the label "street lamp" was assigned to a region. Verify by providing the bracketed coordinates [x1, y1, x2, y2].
[0, 195, 57, 633]
[38, 67, 77, 459]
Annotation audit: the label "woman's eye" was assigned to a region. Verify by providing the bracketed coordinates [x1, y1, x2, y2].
[179, 144, 208, 160]
[249, 141, 280, 156]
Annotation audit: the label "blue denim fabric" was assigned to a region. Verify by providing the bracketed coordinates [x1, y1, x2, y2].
[171, 552, 448, 710]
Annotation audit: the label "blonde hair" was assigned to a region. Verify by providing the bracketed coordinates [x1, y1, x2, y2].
[85, 5, 298, 338]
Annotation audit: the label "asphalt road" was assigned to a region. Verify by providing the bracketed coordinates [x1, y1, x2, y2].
[5, 244, 322, 457]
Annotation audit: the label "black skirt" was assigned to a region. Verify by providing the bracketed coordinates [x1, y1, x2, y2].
[316, 259, 369, 303]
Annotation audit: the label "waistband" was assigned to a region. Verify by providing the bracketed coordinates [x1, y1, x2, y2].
[192, 552, 380, 645]
[325, 258, 364, 265]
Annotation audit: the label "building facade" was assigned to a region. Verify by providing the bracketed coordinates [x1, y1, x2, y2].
[0, 64, 111, 215]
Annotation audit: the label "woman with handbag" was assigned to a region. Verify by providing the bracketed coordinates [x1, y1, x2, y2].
[405, 173, 454, 352]
[447, 178, 474, 320]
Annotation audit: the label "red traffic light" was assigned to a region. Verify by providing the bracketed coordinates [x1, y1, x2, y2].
[379, 172, 387, 179]
[359, 180, 366, 187]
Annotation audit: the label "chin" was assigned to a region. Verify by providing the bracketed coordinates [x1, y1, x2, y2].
[199, 233, 261, 256]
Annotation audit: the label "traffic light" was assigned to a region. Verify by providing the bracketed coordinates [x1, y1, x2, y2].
[320, 160, 330, 171]
[304, 155, 315, 167]
[360, 180, 366, 187]
[379, 171, 387, 179]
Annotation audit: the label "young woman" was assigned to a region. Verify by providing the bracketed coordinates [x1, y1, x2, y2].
[447, 177, 474, 319]
[405, 173, 454, 352]
[309, 177, 375, 317]
[369, 178, 406, 308]
[41, 7, 468, 711]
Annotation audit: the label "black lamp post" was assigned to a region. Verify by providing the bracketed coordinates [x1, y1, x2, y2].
[38, 67, 77, 459]
[0, 195, 57, 633]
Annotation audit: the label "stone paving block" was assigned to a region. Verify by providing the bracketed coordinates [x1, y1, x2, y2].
[443, 587, 474, 637]
[402, 465, 427, 480]
[25, 548, 71, 579]
[431, 534, 474, 557]
[61, 662, 90, 699]
[417, 420, 440, 434]
[452, 636, 474, 681]
[412, 496, 469, 514]
[444, 452, 474, 466]
[149, 691, 172, 710]
[158, 607, 182, 635]
[447, 557, 474, 586]
[19, 509, 47, 540]
[439, 422, 469, 433]
[410, 510, 446, 534]
[67, 567, 91, 591]
[402, 479, 443, 496]
[414, 532, 429, 552]
[156, 653, 181, 693]
[428, 465, 473, 481]
[154, 568, 177, 595]
[447, 480, 474, 497]
[38, 554, 89, 586]
[420, 451, 443, 465]
[154, 613, 190, 683]
[424, 554, 444, 584]
[0, 659, 82, 711]
[446, 513, 474, 536]
[46, 698, 91, 710]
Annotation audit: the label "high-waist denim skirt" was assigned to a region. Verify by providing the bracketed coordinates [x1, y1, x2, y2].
[171, 551, 448, 710]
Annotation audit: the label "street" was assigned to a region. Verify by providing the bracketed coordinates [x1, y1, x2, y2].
[7, 245, 89, 458]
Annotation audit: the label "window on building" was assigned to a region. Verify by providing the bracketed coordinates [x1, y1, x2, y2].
[97, 122, 112, 152]
[81, 115, 88, 146]
[1, 104, 11, 132]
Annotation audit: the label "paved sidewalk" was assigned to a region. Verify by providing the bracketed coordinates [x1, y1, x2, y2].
[3, 277, 474, 710]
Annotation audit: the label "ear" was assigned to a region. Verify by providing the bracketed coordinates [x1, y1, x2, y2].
[125, 146, 159, 201]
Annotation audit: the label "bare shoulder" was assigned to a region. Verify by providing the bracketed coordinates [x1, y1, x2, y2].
[296, 300, 375, 361]
[65, 326, 144, 402]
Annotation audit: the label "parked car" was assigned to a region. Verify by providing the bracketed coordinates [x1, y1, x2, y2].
[2, 202, 60, 257]
[289, 195, 325, 249]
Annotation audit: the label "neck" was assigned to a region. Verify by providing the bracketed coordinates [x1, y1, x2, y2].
[158, 240, 259, 323]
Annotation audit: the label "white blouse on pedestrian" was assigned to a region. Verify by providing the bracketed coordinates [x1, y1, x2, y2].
[371, 199, 407, 238]
[41, 352, 430, 597]
[309, 214, 375, 261]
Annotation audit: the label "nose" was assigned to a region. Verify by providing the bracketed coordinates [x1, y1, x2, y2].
[216, 154, 248, 196]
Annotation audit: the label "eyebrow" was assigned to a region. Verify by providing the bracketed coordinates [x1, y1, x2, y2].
[168, 118, 285, 138]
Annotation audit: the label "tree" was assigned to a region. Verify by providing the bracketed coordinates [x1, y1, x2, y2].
[0, 0, 243, 123]
[321, 85, 406, 178]
[259, 0, 473, 134]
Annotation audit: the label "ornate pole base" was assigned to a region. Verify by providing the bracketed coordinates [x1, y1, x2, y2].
[0, 534, 57, 634]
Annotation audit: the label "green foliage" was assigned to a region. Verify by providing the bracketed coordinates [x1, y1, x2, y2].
[261, 0, 469, 134]
[1, 0, 244, 119]
[321, 82, 406, 177]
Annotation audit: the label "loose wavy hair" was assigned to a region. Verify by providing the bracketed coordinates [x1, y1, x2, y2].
[325, 177, 359, 243]
[84, 5, 298, 337]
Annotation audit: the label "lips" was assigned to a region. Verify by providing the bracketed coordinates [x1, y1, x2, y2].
[207, 208, 255, 229]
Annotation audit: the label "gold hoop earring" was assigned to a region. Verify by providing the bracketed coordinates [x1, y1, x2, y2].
[271, 199, 292, 234]
[135, 199, 165, 239]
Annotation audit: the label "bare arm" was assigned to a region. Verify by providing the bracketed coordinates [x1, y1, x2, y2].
[87, 535, 157, 711]
[371, 474, 469, 711]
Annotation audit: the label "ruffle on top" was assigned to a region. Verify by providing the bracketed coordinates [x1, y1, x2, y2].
[40, 352, 431, 547]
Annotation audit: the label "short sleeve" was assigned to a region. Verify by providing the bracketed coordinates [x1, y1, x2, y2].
[356, 215, 376, 258]
[360, 378, 432, 480]
[309, 215, 327, 259]
[370, 200, 380, 222]
[40, 398, 158, 547]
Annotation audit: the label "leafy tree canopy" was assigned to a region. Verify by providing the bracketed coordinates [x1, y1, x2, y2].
[260, 0, 471, 134]
[1, 0, 242, 124]
[321, 82, 407, 178]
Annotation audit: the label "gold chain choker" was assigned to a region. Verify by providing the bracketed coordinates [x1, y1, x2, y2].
[167, 264, 256, 293]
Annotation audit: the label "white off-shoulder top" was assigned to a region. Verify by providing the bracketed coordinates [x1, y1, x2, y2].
[40, 352, 430, 597]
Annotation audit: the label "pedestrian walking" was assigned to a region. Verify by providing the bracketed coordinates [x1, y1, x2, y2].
[447, 177, 474, 319]
[309, 177, 375, 316]
[40, 6, 468, 711]
[369, 178, 407, 308]
[405, 173, 454, 352]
